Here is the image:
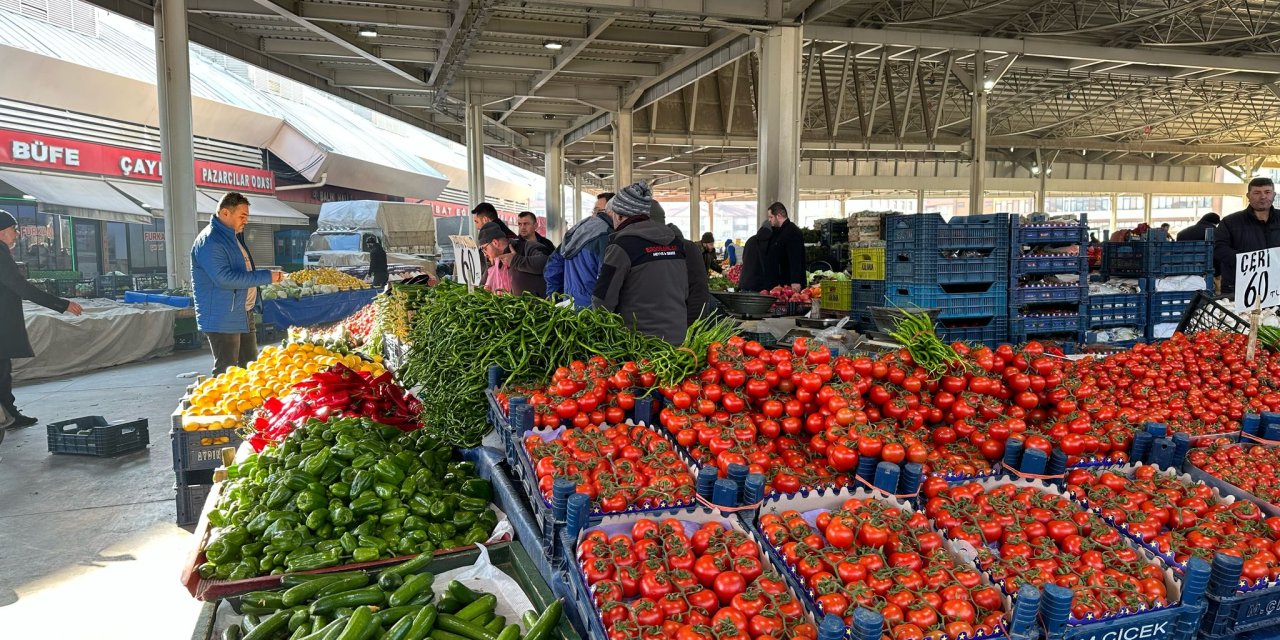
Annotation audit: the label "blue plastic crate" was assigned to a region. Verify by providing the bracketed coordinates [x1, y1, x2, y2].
[1010, 284, 1086, 306]
[888, 245, 1009, 285]
[851, 279, 886, 306]
[937, 316, 1009, 347]
[1012, 213, 1089, 245]
[1012, 254, 1089, 277]
[1012, 312, 1083, 335]
[887, 213, 1010, 251]
[885, 281, 1008, 319]
[1104, 240, 1214, 278]
[1087, 293, 1146, 329]
[1147, 279, 1212, 327]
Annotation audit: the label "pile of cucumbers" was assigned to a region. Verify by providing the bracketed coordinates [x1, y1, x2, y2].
[200, 418, 499, 580]
[225, 552, 564, 640]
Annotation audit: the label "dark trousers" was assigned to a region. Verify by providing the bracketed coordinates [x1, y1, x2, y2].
[206, 311, 258, 376]
[0, 358, 12, 412]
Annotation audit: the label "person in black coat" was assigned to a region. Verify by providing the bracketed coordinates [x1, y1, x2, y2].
[366, 237, 388, 288]
[0, 210, 82, 432]
[1215, 178, 1280, 295]
[1176, 212, 1220, 242]
[762, 202, 807, 290]
[738, 225, 773, 293]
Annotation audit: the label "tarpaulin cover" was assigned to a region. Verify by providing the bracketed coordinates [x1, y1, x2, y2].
[14, 298, 175, 381]
[260, 288, 377, 328]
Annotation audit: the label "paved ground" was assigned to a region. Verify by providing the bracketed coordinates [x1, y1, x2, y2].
[0, 349, 216, 637]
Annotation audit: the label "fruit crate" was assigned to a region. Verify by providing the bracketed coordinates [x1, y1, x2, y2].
[885, 281, 1008, 319]
[174, 331, 204, 351]
[820, 279, 853, 311]
[175, 468, 215, 527]
[1011, 311, 1084, 335]
[850, 246, 885, 280]
[1086, 293, 1146, 329]
[1012, 213, 1089, 245]
[887, 245, 1010, 286]
[1146, 278, 1214, 329]
[851, 279, 886, 306]
[887, 213, 1011, 253]
[46, 416, 149, 457]
[937, 316, 1009, 347]
[1102, 237, 1214, 278]
[1012, 254, 1089, 277]
[1176, 292, 1249, 336]
[1009, 284, 1086, 306]
[171, 425, 243, 472]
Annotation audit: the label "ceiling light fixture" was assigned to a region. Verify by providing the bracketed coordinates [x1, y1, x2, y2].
[358, 25, 377, 38]
[22, 194, 36, 200]
[544, 40, 564, 50]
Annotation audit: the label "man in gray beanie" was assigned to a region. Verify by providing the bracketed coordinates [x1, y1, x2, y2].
[592, 182, 691, 344]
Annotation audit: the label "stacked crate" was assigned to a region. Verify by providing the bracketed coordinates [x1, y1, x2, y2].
[847, 243, 885, 330]
[1101, 233, 1214, 341]
[1009, 214, 1089, 346]
[884, 213, 1010, 346]
[171, 383, 243, 526]
[1084, 289, 1146, 349]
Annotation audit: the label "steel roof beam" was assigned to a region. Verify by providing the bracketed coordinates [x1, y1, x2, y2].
[518, 0, 783, 22]
[294, 1, 451, 29]
[497, 18, 614, 123]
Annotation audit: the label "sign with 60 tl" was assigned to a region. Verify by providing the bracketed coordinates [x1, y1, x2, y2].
[1235, 247, 1280, 311]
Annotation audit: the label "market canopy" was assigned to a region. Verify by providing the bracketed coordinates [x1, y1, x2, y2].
[0, 168, 153, 224]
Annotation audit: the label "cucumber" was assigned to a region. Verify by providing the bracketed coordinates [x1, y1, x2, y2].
[403, 604, 438, 640]
[310, 586, 385, 615]
[243, 609, 292, 640]
[436, 597, 462, 614]
[316, 574, 371, 597]
[523, 599, 563, 640]
[427, 632, 469, 640]
[494, 626, 518, 640]
[379, 553, 432, 580]
[519, 612, 537, 629]
[281, 573, 331, 588]
[283, 575, 345, 607]
[389, 573, 433, 608]
[445, 581, 479, 604]
[335, 606, 377, 640]
[407, 591, 435, 607]
[377, 572, 404, 591]
[240, 590, 286, 612]
[455, 594, 496, 622]
[222, 624, 243, 640]
[243, 615, 261, 633]
[290, 625, 312, 640]
[288, 607, 312, 632]
[380, 615, 415, 640]
[435, 614, 497, 640]
[481, 618, 502, 634]
[373, 606, 422, 628]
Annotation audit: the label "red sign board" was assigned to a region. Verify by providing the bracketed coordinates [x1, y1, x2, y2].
[0, 127, 275, 195]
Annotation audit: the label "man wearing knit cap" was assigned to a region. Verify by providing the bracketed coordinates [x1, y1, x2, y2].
[0, 210, 83, 433]
[592, 182, 690, 344]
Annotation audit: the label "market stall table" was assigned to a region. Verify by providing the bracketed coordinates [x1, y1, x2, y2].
[259, 288, 377, 328]
[15, 298, 176, 381]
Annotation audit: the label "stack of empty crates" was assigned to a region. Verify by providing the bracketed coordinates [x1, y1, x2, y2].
[845, 212, 891, 331]
[884, 213, 1010, 346]
[1101, 231, 1214, 342]
[171, 378, 244, 526]
[1009, 214, 1090, 347]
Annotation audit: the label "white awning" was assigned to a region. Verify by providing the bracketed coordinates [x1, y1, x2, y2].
[110, 180, 221, 216]
[0, 169, 153, 224]
[198, 190, 311, 227]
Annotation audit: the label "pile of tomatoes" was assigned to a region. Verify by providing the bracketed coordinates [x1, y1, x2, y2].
[579, 518, 819, 640]
[1065, 465, 1280, 587]
[758, 497, 1006, 640]
[1188, 439, 1280, 509]
[922, 481, 1171, 620]
[525, 423, 695, 513]
[500, 357, 654, 429]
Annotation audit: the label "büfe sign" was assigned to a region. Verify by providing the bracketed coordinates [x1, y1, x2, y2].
[0, 128, 275, 195]
[1235, 247, 1280, 311]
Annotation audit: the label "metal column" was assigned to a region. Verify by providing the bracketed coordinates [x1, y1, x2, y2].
[689, 174, 701, 239]
[757, 25, 803, 226]
[545, 143, 564, 244]
[707, 200, 715, 235]
[613, 109, 633, 189]
[968, 50, 987, 217]
[1110, 194, 1119, 234]
[572, 173, 583, 226]
[916, 190, 926, 214]
[154, 0, 198, 287]
[1143, 193, 1153, 225]
[839, 198, 847, 217]
[465, 81, 485, 235]
[1036, 172, 1048, 213]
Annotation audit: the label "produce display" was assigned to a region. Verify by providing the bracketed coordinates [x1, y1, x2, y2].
[377, 284, 432, 344]
[262, 268, 369, 300]
[922, 481, 1172, 620]
[498, 357, 653, 428]
[249, 364, 423, 450]
[1188, 439, 1280, 508]
[578, 518, 818, 639]
[398, 281, 732, 447]
[224, 556, 563, 640]
[758, 496, 1007, 640]
[525, 424, 695, 513]
[199, 417, 498, 580]
[185, 344, 386, 417]
[1065, 465, 1280, 587]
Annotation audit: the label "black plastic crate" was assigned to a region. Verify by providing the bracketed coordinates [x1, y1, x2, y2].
[174, 331, 203, 351]
[1176, 292, 1248, 336]
[175, 469, 215, 526]
[171, 426, 242, 472]
[47, 416, 149, 457]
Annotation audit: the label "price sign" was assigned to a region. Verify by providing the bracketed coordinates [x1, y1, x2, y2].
[450, 235, 482, 289]
[1235, 247, 1280, 311]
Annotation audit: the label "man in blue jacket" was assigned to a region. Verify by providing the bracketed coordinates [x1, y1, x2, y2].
[545, 192, 614, 307]
[191, 192, 282, 375]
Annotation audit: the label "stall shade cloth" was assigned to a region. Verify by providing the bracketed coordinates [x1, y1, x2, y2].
[13, 298, 176, 381]
[198, 190, 310, 226]
[0, 169, 154, 224]
[260, 288, 377, 328]
[108, 180, 219, 216]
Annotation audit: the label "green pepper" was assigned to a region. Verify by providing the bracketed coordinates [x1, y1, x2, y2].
[330, 506, 354, 527]
[315, 523, 334, 540]
[428, 499, 449, 521]
[295, 491, 325, 514]
[207, 509, 229, 528]
[284, 472, 314, 492]
[350, 494, 383, 516]
[450, 462, 477, 476]
[351, 547, 380, 563]
[229, 561, 256, 580]
[271, 530, 303, 553]
[459, 479, 492, 501]
[406, 529, 428, 544]
[373, 459, 407, 485]
[205, 538, 238, 565]
[302, 448, 331, 476]
[198, 562, 217, 579]
[305, 509, 328, 531]
[350, 453, 378, 470]
[458, 497, 488, 513]
[315, 539, 343, 554]
[451, 511, 477, 530]
[426, 524, 447, 545]
[358, 535, 388, 552]
[330, 442, 357, 460]
[461, 526, 488, 546]
[373, 483, 398, 500]
[241, 541, 267, 559]
[403, 515, 429, 531]
[284, 549, 340, 572]
[476, 510, 498, 533]
[246, 512, 273, 535]
[352, 519, 379, 537]
[408, 495, 433, 517]
[339, 532, 358, 553]
[399, 477, 418, 499]
[350, 470, 374, 497]
[380, 508, 409, 526]
[266, 486, 294, 509]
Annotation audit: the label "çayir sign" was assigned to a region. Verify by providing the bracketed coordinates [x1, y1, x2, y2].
[0, 127, 275, 195]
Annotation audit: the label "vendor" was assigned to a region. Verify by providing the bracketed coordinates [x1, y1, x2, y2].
[700, 232, 723, 274]
[365, 237, 388, 288]
[762, 202, 806, 291]
[1215, 177, 1280, 295]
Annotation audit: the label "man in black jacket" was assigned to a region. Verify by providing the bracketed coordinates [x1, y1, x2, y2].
[1216, 178, 1280, 295]
[1176, 213, 1220, 242]
[0, 210, 82, 433]
[739, 225, 772, 293]
[366, 237, 388, 288]
[762, 202, 806, 291]
[517, 211, 556, 254]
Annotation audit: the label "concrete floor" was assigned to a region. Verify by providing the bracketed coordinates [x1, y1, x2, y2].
[0, 349, 216, 637]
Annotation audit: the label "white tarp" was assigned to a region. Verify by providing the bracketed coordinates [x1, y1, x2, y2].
[316, 201, 436, 250]
[13, 299, 176, 381]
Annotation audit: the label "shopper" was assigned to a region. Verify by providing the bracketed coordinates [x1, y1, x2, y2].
[1160, 223, 1174, 241]
[366, 236, 388, 288]
[762, 202, 806, 290]
[651, 201, 710, 328]
[592, 181, 690, 344]
[1216, 178, 1280, 295]
[545, 193, 614, 307]
[1177, 212, 1220, 242]
[471, 202, 514, 237]
[508, 223, 551, 296]
[724, 238, 738, 267]
[0, 210, 82, 430]
[700, 232, 723, 274]
[192, 192, 283, 376]
[739, 224, 773, 293]
[517, 211, 556, 254]
[478, 222, 514, 294]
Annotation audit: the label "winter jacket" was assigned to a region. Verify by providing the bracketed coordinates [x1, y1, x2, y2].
[534, 233, 556, 255]
[545, 212, 612, 307]
[702, 245, 723, 274]
[739, 226, 772, 293]
[510, 237, 550, 297]
[1215, 207, 1280, 294]
[725, 241, 738, 267]
[191, 215, 273, 333]
[763, 219, 806, 289]
[592, 217, 690, 345]
[368, 244, 388, 287]
[0, 242, 70, 359]
[1176, 218, 1218, 243]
